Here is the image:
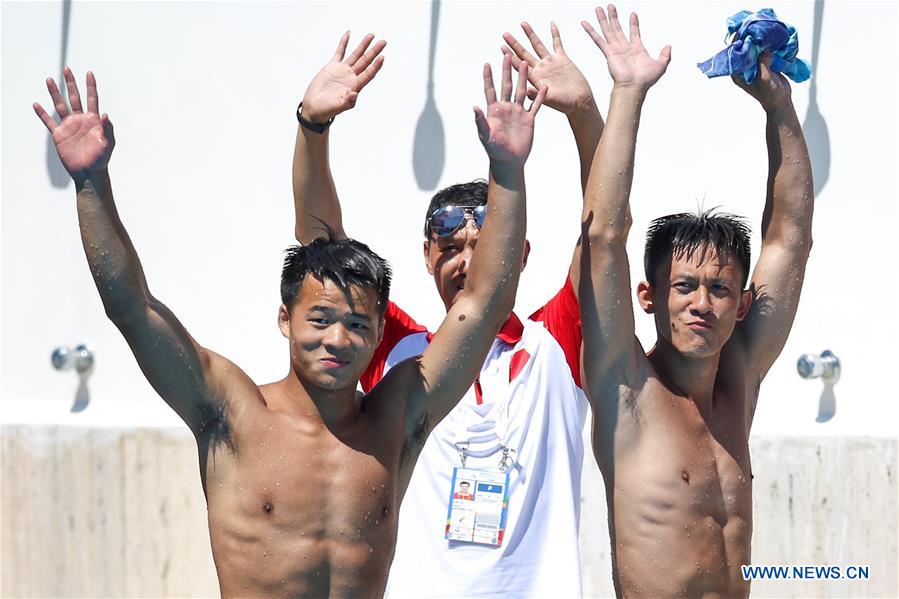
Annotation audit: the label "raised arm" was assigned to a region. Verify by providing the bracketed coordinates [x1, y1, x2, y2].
[390, 57, 546, 447]
[501, 21, 605, 294]
[734, 53, 814, 385]
[578, 6, 670, 392]
[293, 33, 385, 243]
[33, 69, 250, 436]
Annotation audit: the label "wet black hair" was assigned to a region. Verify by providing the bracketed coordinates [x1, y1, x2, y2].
[423, 179, 487, 238]
[280, 229, 391, 316]
[644, 209, 751, 288]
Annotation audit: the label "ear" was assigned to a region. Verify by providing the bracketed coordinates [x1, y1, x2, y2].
[637, 280, 655, 314]
[423, 240, 435, 275]
[520, 240, 531, 272]
[736, 289, 753, 321]
[278, 304, 291, 338]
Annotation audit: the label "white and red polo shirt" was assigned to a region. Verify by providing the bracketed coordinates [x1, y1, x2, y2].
[363, 279, 588, 598]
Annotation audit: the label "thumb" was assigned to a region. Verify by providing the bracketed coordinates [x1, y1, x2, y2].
[658, 45, 672, 69]
[101, 113, 115, 146]
[473, 106, 489, 142]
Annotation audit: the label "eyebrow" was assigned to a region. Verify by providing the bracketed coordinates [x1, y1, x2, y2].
[308, 305, 373, 321]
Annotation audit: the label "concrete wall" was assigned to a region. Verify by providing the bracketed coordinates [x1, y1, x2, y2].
[2, 426, 895, 598]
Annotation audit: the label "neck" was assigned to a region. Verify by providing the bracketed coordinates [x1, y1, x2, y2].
[648, 338, 721, 413]
[278, 367, 361, 428]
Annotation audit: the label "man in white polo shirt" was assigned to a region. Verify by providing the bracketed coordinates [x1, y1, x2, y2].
[291, 26, 604, 597]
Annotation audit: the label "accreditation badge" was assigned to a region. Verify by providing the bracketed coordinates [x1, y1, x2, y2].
[445, 467, 510, 546]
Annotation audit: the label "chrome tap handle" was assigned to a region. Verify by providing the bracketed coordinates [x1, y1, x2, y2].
[797, 350, 840, 384]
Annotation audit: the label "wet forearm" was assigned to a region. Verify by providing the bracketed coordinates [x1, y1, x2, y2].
[567, 98, 604, 194]
[583, 85, 645, 241]
[76, 171, 151, 320]
[465, 160, 526, 320]
[762, 102, 813, 247]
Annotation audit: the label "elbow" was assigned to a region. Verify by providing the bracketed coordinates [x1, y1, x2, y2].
[584, 213, 631, 246]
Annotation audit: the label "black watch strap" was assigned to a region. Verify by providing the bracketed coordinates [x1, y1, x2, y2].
[296, 102, 334, 134]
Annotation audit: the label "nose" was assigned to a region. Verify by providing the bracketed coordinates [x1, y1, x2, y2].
[456, 242, 475, 276]
[324, 323, 352, 352]
[690, 287, 713, 315]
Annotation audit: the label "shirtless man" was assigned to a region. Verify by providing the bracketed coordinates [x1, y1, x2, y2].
[33, 55, 545, 596]
[578, 6, 813, 597]
[293, 29, 604, 598]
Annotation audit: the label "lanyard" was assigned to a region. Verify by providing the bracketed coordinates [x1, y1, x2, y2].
[454, 374, 517, 471]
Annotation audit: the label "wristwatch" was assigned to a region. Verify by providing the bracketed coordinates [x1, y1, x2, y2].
[296, 102, 334, 134]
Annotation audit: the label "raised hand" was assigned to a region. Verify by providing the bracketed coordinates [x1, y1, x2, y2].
[732, 52, 793, 112]
[473, 55, 547, 164]
[34, 68, 114, 184]
[582, 5, 670, 90]
[502, 22, 593, 115]
[301, 32, 386, 123]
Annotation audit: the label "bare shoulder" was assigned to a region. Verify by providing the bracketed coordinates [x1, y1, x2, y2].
[360, 356, 423, 419]
[194, 351, 267, 443]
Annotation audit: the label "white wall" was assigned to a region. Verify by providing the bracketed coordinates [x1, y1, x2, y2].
[2, 2, 897, 430]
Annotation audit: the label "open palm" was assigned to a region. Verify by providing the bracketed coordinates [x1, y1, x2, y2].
[34, 68, 114, 183]
[502, 22, 593, 115]
[474, 57, 547, 164]
[301, 32, 386, 122]
[583, 5, 671, 89]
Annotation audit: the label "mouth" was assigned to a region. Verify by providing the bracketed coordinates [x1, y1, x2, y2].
[320, 357, 350, 369]
[686, 321, 714, 331]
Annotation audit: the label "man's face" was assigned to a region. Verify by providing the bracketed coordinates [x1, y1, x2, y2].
[639, 248, 751, 358]
[279, 276, 383, 392]
[423, 219, 481, 311]
[422, 217, 529, 312]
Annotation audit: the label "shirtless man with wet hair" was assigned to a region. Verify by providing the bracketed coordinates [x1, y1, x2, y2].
[33, 47, 545, 596]
[578, 5, 813, 597]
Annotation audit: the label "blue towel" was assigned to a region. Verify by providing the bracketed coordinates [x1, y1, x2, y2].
[698, 8, 812, 84]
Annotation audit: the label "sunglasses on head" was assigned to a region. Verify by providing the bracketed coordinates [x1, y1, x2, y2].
[424, 205, 488, 238]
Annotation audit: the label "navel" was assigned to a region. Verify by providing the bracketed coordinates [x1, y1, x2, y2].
[681, 470, 690, 484]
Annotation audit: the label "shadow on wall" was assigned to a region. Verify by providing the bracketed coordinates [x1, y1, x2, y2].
[412, 0, 445, 191]
[803, 0, 829, 197]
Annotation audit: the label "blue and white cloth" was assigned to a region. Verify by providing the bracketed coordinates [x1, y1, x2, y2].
[698, 8, 812, 84]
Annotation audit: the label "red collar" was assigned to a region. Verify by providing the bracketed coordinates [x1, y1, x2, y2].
[496, 312, 524, 345]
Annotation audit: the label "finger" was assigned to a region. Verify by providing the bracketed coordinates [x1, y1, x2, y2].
[581, 20, 608, 54]
[521, 22, 550, 59]
[550, 21, 565, 53]
[86, 71, 99, 114]
[357, 55, 385, 89]
[595, 5, 613, 42]
[33, 102, 57, 132]
[345, 33, 374, 66]
[332, 31, 350, 62]
[515, 61, 528, 104]
[63, 67, 83, 113]
[482, 63, 497, 105]
[526, 85, 539, 99]
[46, 77, 69, 119]
[629, 12, 642, 44]
[473, 106, 489, 142]
[354, 38, 386, 75]
[501, 46, 524, 71]
[502, 32, 537, 66]
[607, 5, 625, 42]
[757, 51, 773, 80]
[529, 83, 548, 115]
[500, 53, 513, 102]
